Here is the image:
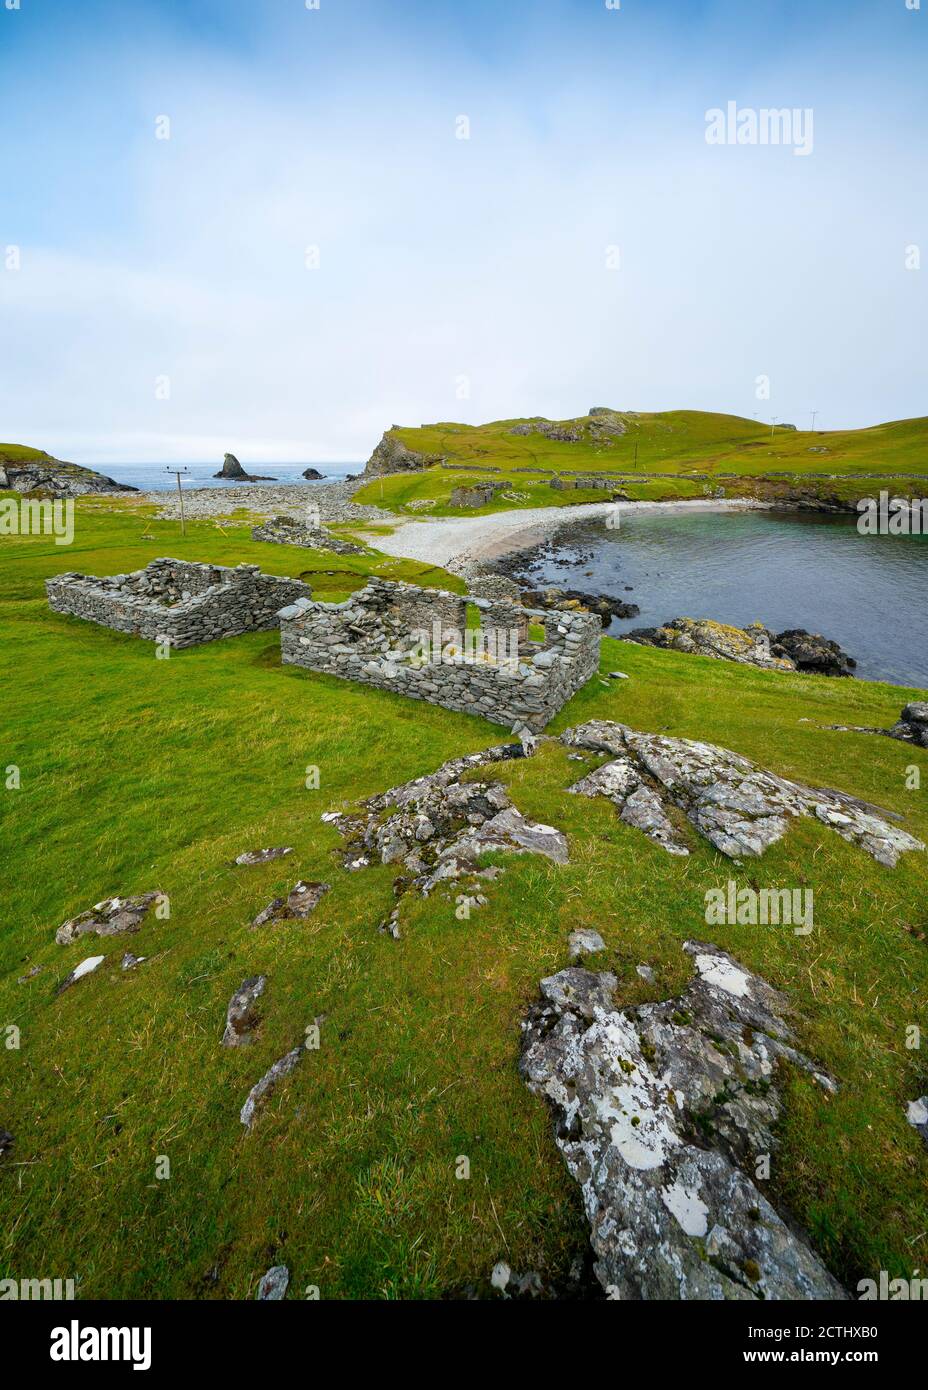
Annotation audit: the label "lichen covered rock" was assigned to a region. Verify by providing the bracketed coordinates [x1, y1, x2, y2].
[563, 720, 924, 867]
[520, 942, 846, 1300]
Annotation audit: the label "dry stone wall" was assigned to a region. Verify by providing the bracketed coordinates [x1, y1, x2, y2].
[46, 558, 310, 648]
[278, 577, 600, 731]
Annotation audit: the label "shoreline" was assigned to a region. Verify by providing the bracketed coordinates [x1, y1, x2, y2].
[359, 497, 771, 576]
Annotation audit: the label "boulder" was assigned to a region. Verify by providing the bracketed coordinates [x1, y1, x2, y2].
[771, 628, 856, 677]
[301, 468, 325, 480]
[222, 976, 267, 1047]
[55, 892, 163, 946]
[568, 928, 605, 958]
[890, 703, 928, 749]
[520, 941, 846, 1300]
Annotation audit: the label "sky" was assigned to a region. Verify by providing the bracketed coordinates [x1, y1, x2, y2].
[0, 0, 925, 464]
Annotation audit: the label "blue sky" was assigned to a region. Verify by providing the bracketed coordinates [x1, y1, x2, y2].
[1, 0, 925, 463]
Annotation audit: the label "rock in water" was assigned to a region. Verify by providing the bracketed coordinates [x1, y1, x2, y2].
[256, 1266, 290, 1300]
[301, 468, 325, 480]
[55, 892, 163, 946]
[213, 452, 274, 481]
[240, 1046, 305, 1128]
[520, 941, 846, 1300]
[563, 719, 924, 867]
[252, 881, 330, 928]
[222, 976, 267, 1047]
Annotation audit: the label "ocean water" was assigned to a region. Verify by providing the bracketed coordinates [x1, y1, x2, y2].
[512, 508, 928, 689]
[100, 462, 363, 492]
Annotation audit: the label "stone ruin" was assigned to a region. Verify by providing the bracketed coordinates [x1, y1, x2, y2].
[278, 576, 601, 731]
[251, 514, 366, 556]
[450, 481, 506, 508]
[46, 558, 309, 648]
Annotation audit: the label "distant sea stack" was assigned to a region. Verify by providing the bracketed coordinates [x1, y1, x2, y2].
[301, 467, 325, 480]
[214, 453, 274, 481]
[0, 445, 136, 497]
[363, 429, 445, 478]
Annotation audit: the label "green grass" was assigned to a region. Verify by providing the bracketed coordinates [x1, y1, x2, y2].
[1, 497, 927, 1299]
[354, 410, 928, 517]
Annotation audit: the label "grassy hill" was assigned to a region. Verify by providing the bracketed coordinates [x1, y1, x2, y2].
[355, 410, 928, 517]
[1, 494, 927, 1298]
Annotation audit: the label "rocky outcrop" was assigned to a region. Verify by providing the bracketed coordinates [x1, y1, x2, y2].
[0, 451, 136, 497]
[324, 742, 567, 929]
[509, 419, 584, 443]
[891, 703, 928, 748]
[301, 468, 325, 480]
[55, 893, 163, 946]
[625, 617, 855, 676]
[625, 618, 795, 671]
[251, 514, 366, 555]
[252, 881, 330, 928]
[562, 720, 924, 867]
[771, 629, 856, 677]
[364, 430, 444, 477]
[222, 976, 266, 1047]
[520, 941, 846, 1300]
[521, 586, 639, 622]
[240, 1046, 305, 1129]
[213, 453, 274, 481]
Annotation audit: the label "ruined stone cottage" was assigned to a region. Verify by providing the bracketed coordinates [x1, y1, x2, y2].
[278, 576, 601, 731]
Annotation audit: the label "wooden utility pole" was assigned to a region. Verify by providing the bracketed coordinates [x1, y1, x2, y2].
[166, 467, 190, 537]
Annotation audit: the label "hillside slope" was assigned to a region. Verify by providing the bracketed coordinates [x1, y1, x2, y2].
[1, 498, 926, 1299]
